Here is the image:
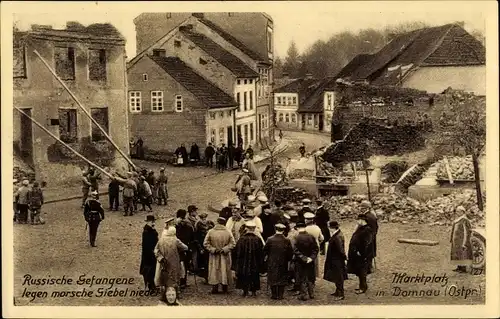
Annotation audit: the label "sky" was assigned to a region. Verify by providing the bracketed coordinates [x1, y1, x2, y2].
[9, 1, 487, 60]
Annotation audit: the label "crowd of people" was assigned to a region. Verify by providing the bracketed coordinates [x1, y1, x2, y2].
[136, 190, 381, 304]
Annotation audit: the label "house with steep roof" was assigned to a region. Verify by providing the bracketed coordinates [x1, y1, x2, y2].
[337, 23, 486, 95]
[13, 22, 129, 185]
[127, 55, 238, 154]
[130, 13, 275, 147]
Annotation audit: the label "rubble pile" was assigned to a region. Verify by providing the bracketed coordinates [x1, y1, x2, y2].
[261, 164, 288, 199]
[288, 169, 314, 179]
[323, 189, 485, 227]
[274, 186, 310, 204]
[436, 156, 475, 180]
[381, 161, 409, 183]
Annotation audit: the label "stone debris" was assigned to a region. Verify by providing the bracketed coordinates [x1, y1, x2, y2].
[436, 155, 475, 180]
[323, 189, 485, 227]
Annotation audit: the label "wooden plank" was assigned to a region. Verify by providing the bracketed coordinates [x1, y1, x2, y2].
[397, 238, 439, 246]
[443, 156, 454, 184]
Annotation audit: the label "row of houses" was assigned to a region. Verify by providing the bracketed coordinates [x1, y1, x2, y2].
[13, 13, 274, 184]
[274, 23, 486, 133]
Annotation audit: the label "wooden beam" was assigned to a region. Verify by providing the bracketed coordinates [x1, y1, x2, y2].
[14, 107, 113, 179]
[29, 46, 137, 171]
[397, 238, 439, 246]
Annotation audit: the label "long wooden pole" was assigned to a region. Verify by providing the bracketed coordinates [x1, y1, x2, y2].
[30, 48, 137, 171]
[15, 107, 113, 179]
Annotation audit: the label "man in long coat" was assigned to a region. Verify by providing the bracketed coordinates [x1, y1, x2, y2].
[294, 222, 319, 301]
[154, 226, 188, 302]
[347, 214, 374, 294]
[323, 221, 347, 300]
[156, 168, 168, 205]
[140, 215, 159, 291]
[315, 200, 331, 255]
[361, 200, 378, 272]
[203, 217, 236, 294]
[83, 191, 105, 247]
[233, 221, 264, 297]
[195, 213, 215, 283]
[263, 224, 293, 300]
[304, 212, 324, 276]
[175, 209, 195, 288]
[260, 204, 276, 242]
[450, 206, 473, 273]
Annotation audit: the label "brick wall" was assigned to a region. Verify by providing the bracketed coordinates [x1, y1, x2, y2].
[13, 36, 128, 186]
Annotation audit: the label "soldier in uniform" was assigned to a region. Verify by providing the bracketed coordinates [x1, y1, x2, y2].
[83, 191, 105, 247]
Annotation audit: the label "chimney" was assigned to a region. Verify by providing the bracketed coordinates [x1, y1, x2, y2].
[179, 24, 194, 32]
[305, 73, 313, 80]
[192, 13, 204, 19]
[31, 24, 53, 31]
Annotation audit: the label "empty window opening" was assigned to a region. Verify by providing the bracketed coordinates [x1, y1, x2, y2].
[175, 95, 183, 112]
[55, 47, 75, 80]
[143, 74, 148, 81]
[199, 58, 207, 65]
[89, 49, 107, 81]
[153, 49, 166, 57]
[91, 108, 109, 142]
[174, 40, 181, 48]
[58, 109, 78, 143]
[14, 45, 27, 78]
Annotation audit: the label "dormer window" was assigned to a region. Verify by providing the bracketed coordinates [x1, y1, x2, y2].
[152, 49, 166, 57]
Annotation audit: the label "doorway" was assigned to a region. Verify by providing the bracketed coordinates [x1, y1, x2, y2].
[319, 114, 324, 131]
[19, 108, 34, 164]
[227, 126, 233, 146]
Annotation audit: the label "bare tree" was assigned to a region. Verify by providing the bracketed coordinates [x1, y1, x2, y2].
[260, 139, 289, 203]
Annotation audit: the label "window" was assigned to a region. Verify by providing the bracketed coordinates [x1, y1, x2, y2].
[153, 49, 166, 57]
[292, 96, 297, 105]
[174, 40, 181, 48]
[291, 113, 296, 123]
[210, 129, 216, 143]
[249, 91, 253, 110]
[237, 80, 241, 85]
[14, 45, 26, 78]
[219, 112, 224, 118]
[244, 125, 249, 145]
[244, 80, 248, 85]
[55, 47, 75, 80]
[287, 97, 292, 105]
[307, 114, 313, 125]
[151, 91, 164, 112]
[243, 92, 248, 111]
[279, 113, 284, 122]
[237, 125, 242, 139]
[129, 91, 142, 112]
[210, 112, 216, 120]
[277, 96, 281, 105]
[219, 127, 225, 144]
[58, 109, 77, 143]
[314, 115, 319, 127]
[175, 95, 183, 112]
[226, 110, 232, 117]
[90, 108, 109, 142]
[88, 49, 107, 81]
[249, 79, 253, 84]
[236, 92, 241, 111]
[143, 74, 148, 81]
[250, 123, 254, 142]
[285, 113, 290, 123]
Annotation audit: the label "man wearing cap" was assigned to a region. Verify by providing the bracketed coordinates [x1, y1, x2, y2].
[450, 206, 473, 273]
[226, 207, 246, 242]
[347, 214, 374, 294]
[293, 222, 319, 301]
[187, 205, 200, 273]
[360, 200, 378, 272]
[242, 207, 264, 242]
[16, 180, 31, 224]
[272, 200, 291, 237]
[83, 191, 105, 247]
[233, 220, 265, 297]
[304, 212, 324, 277]
[324, 221, 347, 300]
[260, 203, 276, 242]
[235, 169, 252, 205]
[203, 217, 236, 294]
[175, 209, 195, 288]
[195, 213, 215, 282]
[314, 200, 331, 255]
[156, 168, 168, 205]
[263, 224, 293, 300]
[253, 194, 268, 218]
[140, 215, 159, 291]
[298, 199, 314, 224]
[113, 172, 137, 216]
[220, 200, 238, 224]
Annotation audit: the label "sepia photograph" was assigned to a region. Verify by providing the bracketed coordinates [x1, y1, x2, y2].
[2, 1, 499, 318]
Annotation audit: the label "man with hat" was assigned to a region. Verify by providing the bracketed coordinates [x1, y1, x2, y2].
[140, 215, 159, 291]
[298, 198, 314, 224]
[314, 199, 331, 255]
[113, 172, 137, 216]
[15, 179, 31, 224]
[323, 221, 347, 301]
[450, 206, 474, 273]
[233, 220, 265, 297]
[293, 221, 319, 301]
[157, 168, 168, 205]
[304, 212, 324, 277]
[347, 214, 374, 294]
[242, 206, 264, 243]
[360, 200, 378, 272]
[226, 206, 246, 243]
[203, 217, 236, 294]
[235, 168, 252, 205]
[254, 194, 268, 218]
[263, 223, 293, 300]
[219, 200, 238, 224]
[260, 203, 276, 242]
[195, 213, 215, 282]
[83, 191, 105, 247]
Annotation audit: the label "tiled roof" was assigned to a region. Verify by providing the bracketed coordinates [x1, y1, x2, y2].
[298, 77, 337, 114]
[335, 54, 374, 79]
[23, 23, 125, 43]
[149, 56, 238, 109]
[341, 24, 485, 86]
[196, 17, 265, 61]
[273, 78, 321, 95]
[180, 30, 259, 78]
